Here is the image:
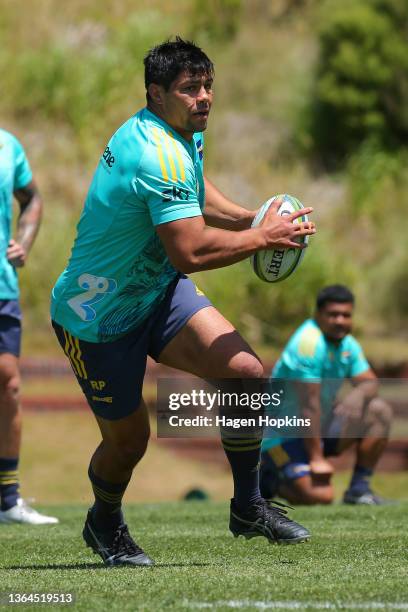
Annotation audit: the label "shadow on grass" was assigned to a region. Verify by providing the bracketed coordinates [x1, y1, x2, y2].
[4, 562, 215, 570]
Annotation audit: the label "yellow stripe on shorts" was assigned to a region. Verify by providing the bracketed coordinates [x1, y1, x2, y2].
[73, 336, 88, 380]
[268, 445, 290, 467]
[63, 330, 87, 380]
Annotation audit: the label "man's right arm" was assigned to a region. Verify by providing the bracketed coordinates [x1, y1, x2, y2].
[156, 199, 315, 273]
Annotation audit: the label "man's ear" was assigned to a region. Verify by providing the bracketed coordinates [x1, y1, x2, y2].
[148, 83, 164, 105]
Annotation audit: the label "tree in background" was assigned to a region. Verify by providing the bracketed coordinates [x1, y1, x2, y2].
[309, 0, 408, 166]
[191, 0, 242, 40]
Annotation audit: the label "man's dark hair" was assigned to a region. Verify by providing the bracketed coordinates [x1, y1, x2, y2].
[316, 284, 355, 310]
[144, 37, 214, 99]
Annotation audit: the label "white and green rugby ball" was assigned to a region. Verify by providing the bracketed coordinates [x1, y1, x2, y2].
[250, 194, 308, 283]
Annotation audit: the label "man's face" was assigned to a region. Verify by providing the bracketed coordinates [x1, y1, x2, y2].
[157, 70, 213, 139]
[315, 301, 353, 343]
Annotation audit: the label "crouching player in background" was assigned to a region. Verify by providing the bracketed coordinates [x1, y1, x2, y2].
[260, 285, 392, 505]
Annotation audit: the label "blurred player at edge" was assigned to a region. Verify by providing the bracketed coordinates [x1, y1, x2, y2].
[50, 38, 316, 566]
[0, 129, 58, 525]
[260, 285, 392, 505]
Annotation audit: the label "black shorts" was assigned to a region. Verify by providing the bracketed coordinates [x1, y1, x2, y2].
[52, 275, 212, 420]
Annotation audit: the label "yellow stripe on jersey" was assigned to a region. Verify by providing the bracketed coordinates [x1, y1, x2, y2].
[153, 128, 169, 182]
[298, 326, 321, 358]
[162, 133, 178, 181]
[167, 131, 186, 182]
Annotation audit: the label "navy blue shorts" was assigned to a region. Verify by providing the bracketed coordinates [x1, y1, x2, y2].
[52, 275, 212, 420]
[0, 300, 22, 357]
[261, 430, 341, 483]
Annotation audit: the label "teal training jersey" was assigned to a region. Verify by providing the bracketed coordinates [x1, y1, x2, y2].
[0, 129, 33, 299]
[262, 318, 370, 451]
[51, 108, 205, 342]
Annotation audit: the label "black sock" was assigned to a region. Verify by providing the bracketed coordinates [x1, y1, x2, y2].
[221, 437, 263, 512]
[348, 465, 373, 494]
[0, 457, 19, 511]
[88, 464, 129, 532]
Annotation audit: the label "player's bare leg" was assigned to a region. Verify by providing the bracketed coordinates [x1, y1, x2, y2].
[158, 306, 311, 544]
[0, 354, 21, 459]
[92, 400, 150, 483]
[336, 397, 392, 504]
[158, 306, 263, 378]
[0, 353, 58, 525]
[0, 354, 22, 515]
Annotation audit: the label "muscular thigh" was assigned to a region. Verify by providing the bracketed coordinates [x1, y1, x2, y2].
[158, 306, 263, 378]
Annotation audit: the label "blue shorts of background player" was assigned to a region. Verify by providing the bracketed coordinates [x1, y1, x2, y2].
[260, 435, 341, 499]
[0, 300, 22, 357]
[52, 275, 212, 420]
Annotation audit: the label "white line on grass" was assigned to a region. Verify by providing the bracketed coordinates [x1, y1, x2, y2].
[183, 601, 408, 610]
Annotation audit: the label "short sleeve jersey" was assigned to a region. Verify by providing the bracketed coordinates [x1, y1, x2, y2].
[51, 108, 205, 342]
[0, 129, 33, 299]
[262, 318, 370, 451]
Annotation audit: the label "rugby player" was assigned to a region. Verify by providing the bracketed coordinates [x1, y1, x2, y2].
[51, 38, 316, 566]
[0, 128, 58, 525]
[260, 285, 392, 505]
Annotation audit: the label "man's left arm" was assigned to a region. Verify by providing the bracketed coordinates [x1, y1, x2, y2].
[7, 180, 43, 268]
[203, 176, 255, 231]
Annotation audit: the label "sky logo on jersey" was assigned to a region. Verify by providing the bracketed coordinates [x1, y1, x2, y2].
[67, 273, 117, 321]
[162, 186, 190, 203]
[196, 139, 203, 160]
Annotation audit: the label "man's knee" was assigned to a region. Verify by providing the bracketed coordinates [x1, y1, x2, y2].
[6, 375, 20, 399]
[230, 354, 264, 379]
[0, 370, 21, 403]
[105, 428, 150, 469]
[366, 397, 393, 427]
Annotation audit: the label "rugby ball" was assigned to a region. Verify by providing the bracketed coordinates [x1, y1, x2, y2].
[250, 194, 308, 283]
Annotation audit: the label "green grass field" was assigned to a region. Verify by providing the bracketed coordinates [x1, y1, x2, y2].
[1, 502, 408, 611]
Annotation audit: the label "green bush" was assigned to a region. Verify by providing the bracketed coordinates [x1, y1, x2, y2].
[190, 0, 242, 41]
[309, 0, 408, 164]
[0, 10, 176, 145]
